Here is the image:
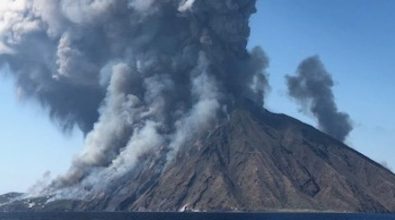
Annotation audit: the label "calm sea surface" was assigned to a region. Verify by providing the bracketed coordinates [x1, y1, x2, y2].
[0, 212, 394, 220]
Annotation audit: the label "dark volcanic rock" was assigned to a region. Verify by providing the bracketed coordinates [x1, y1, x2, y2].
[2, 101, 395, 212]
[116, 101, 395, 212]
[0, 193, 23, 205]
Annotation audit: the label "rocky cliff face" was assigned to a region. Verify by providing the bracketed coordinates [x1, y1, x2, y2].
[2, 100, 395, 212]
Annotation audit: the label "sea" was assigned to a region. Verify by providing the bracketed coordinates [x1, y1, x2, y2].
[0, 212, 394, 220]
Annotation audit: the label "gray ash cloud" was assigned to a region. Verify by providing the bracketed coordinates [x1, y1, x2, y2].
[286, 56, 352, 141]
[0, 0, 269, 197]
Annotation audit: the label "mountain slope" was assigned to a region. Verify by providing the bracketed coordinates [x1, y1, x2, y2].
[112, 101, 395, 212]
[2, 100, 395, 212]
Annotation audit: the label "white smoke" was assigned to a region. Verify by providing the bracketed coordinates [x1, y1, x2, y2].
[0, 42, 13, 54]
[128, 0, 156, 12]
[0, 0, 40, 45]
[0, 0, 268, 199]
[178, 0, 196, 12]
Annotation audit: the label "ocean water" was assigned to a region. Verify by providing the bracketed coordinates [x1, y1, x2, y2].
[0, 212, 394, 220]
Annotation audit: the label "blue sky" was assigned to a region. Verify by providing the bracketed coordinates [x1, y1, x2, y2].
[0, 69, 83, 194]
[0, 0, 394, 194]
[249, 0, 395, 171]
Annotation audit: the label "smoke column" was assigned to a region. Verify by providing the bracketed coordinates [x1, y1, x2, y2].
[0, 0, 268, 197]
[286, 56, 352, 141]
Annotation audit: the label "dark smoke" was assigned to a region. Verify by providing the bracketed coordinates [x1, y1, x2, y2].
[286, 56, 352, 141]
[0, 0, 269, 197]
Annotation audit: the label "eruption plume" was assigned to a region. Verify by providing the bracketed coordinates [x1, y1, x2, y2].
[286, 56, 352, 141]
[0, 0, 268, 197]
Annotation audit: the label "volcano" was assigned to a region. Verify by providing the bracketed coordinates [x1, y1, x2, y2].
[1, 0, 394, 214]
[2, 99, 395, 212]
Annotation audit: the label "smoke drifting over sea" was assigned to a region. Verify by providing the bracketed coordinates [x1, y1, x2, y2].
[0, 0, 269, 197]
[286, 56, 353, 141]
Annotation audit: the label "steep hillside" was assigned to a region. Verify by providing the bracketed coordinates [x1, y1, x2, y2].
[1, 100, 395, 212]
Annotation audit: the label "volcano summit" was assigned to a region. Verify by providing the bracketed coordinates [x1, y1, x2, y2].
[0, 0, 394, 213]
[1, 99, 395, 212]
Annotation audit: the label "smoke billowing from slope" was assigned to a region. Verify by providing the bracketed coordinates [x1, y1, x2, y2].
[286, 56, 352, 141]
[0, 0, 269, 197]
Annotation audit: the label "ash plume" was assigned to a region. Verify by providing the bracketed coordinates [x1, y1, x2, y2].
[286, 56, 352, 141]
[0, 0, 269, 197]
